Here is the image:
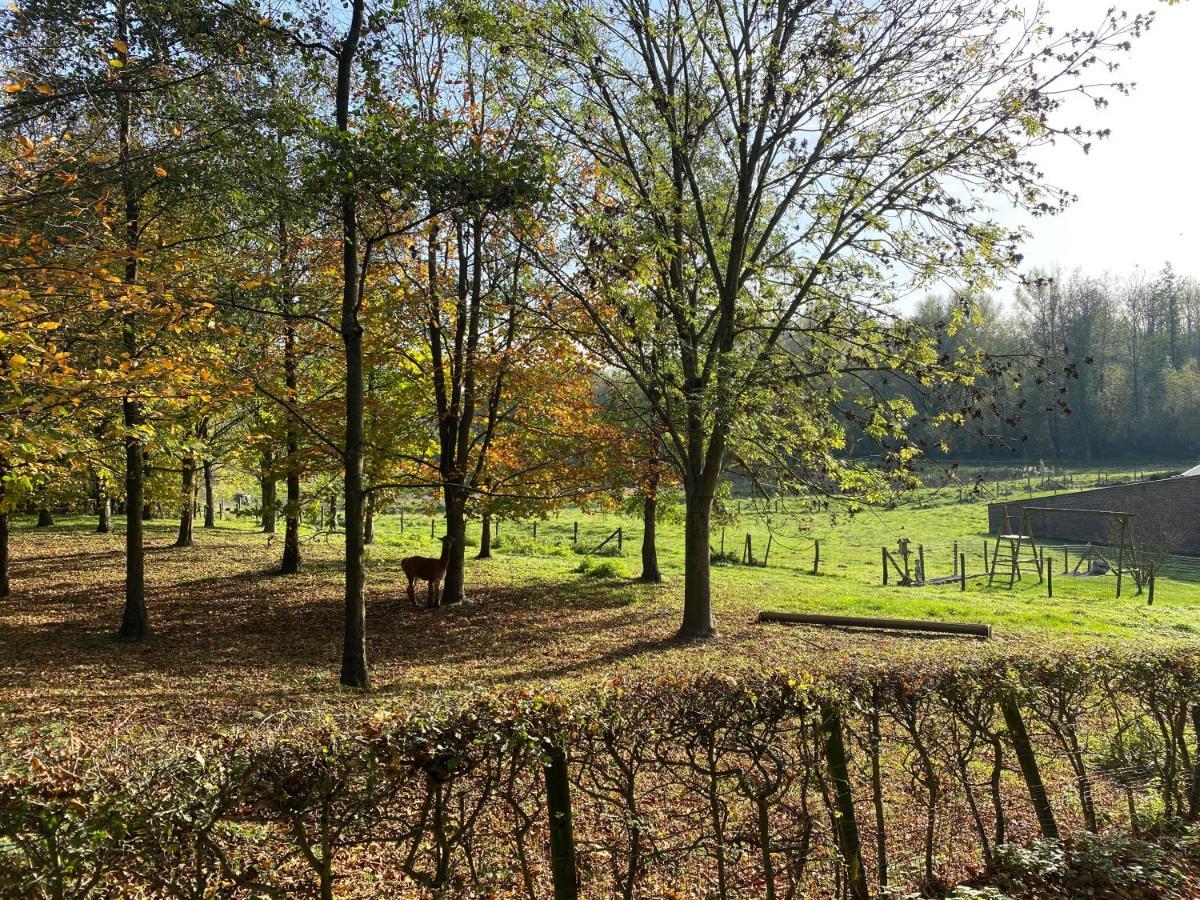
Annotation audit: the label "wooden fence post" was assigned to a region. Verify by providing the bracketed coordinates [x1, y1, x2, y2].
[544, 741, 579, 900]
[1148, 562, 1156, 606]
[812, 539, 821, 575]
[1000, 696, 1059, 840]
[533, 521, 538, 540]
[573, 521, 578, 544]
[400, 511, 404, 534]
[819, 702, 870, 900]
[430, 518, 435, 538]
[917, 544, 926, 584]
[882, 547, 888, 586]
[1116, 540, 1124, 598]
[617, 527, 622, 552]
[763, 535, 772, 568]
[953, 541, 959, 576]
[1046, 562, 1053, 599]
[960, 553, 967, 592]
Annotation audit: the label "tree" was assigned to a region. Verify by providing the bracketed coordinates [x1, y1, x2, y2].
[543, 0, 1149, 637]
[3, 0, 267, 639]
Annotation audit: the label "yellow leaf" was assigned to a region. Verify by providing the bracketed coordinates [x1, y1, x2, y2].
[34, 83, 53, 95]
[112, 39, 128, 54]
[154, 166, 167, 177]
[3, 82, 26, 93]
[38, 321, 60, 330]
[107, 58, 124, 68]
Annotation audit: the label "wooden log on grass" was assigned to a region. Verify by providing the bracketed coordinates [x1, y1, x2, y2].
[758, 611, 991, 638]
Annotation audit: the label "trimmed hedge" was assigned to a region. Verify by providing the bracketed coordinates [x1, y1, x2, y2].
[2, 651, 1200, 898]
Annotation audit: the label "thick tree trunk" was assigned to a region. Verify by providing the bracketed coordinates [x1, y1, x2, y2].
[0, 512, 9, 598]
[36, 507, 54, 528]
[260, 449, 277, 534]
[114, 0, 148, 641]
[679, 490, 714, 638]
[96, 496, 111, 533]
[440, 489, 468, 605]
[476, 513, 492, 559]
[174, 457, 194, 547]
[340, 314, 368, 687]
[640, 494, 661, 583]
[119, 398, 150, 640]
[280, 469, 301, 576]
[280, 319, 301, 574]
[202, 459, 215, 528]
[337, 0, 368, 691]
[280, 471, 301, 573]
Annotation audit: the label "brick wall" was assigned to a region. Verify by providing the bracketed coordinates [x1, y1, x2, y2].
[986, 476, 1200, 554]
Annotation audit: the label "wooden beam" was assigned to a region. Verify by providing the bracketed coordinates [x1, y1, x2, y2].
[758, 611, 990, 638]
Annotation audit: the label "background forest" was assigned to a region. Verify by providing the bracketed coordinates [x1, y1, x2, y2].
[916, 265, 1200, 461]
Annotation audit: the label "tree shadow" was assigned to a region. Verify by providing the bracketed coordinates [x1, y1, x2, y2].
[0, 529, 695, 730]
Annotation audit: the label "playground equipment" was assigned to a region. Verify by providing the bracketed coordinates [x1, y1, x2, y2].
[987, 507, 1044, 587]
[990, 506, 1147, 598]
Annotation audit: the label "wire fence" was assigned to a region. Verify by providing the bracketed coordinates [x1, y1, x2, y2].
[880, 536, 1200, 607]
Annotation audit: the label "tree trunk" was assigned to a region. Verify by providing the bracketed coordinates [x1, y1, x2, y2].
[640, 494, 661, 583]
[476, 513, 492, 559]
[36, 506, 54, 528]
[680, 490, 714, 638]
[0, 512, 9, 599]
[260, 449, 277, 534]
[119, 398, 150, 640]
[114, 0, 146, 640]
[96, 496, 111, 533]
[141, 452, 153, 520]
[280, 318, 301, 574]
[94, 472, 112, 533]
[280, 466, 301, 574]
[440, 488, 467, 605]
[202, 459, 215, 528]
[336, 0, 368, 691]
[174, 457, 194, 547]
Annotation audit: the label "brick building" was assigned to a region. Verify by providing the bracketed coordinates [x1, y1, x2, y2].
[986, 470, 1200, 555]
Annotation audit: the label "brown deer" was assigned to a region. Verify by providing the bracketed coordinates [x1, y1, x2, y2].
[401, 535, 453, 607]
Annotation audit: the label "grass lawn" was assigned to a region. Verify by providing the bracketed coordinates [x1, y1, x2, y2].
[3, 460, 1198, 740]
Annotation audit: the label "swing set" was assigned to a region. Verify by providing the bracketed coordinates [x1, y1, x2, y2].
[988, 506, 1149, 597]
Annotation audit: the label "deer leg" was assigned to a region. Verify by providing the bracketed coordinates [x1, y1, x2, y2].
[407, 576, 416, 606]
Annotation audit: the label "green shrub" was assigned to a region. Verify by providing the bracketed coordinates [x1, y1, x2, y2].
[575, 557, 626, 579]
[710, 549, 743, 566]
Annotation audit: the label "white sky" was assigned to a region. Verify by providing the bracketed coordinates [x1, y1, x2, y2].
[1005, 0, 1200, 281]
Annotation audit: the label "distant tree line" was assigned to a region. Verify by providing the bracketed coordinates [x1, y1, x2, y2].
[906, 264, 1200, 463]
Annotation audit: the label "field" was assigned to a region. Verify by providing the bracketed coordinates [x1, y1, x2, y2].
[4, 461, 1199, 741]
